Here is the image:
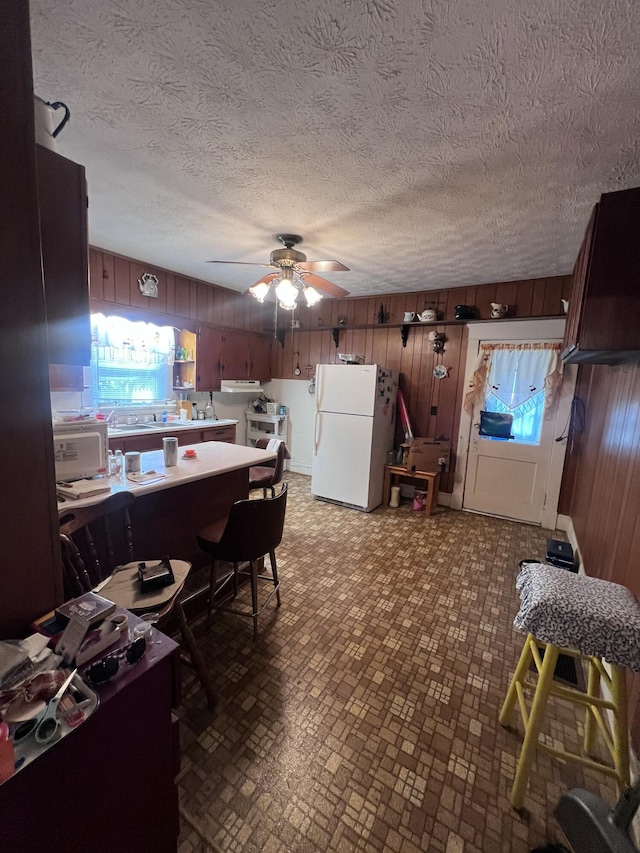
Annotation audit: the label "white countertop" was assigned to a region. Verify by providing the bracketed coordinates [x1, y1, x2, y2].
[108, 418, 237, 439]
[57, 440, 275, 510]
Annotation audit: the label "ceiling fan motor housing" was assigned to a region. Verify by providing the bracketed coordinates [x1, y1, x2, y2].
[270, 247, 306, 268]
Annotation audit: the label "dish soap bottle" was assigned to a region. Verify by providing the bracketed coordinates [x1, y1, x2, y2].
[205, 392, 215, 420]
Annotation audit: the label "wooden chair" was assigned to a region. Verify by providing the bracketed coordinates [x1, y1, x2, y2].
[59, 491, 216, 708]
[197, 483, 287, 640]
[248, 438, 290, 497]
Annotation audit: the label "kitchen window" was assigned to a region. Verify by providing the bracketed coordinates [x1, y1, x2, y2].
[89, 313, 174, 406]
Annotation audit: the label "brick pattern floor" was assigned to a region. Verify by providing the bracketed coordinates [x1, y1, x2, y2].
[175, 474, 617, 852]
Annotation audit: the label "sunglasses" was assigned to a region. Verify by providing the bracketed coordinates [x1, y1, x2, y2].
[85, 637, 146, 685]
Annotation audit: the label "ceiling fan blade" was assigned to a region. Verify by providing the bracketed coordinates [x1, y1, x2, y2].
[299, 272, 350, 298]
[207, 260, 272, 267]
[242, 272, 279, 295]
[297, 260, 350, 273]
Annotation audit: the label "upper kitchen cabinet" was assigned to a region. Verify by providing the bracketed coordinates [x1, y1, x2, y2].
[192, 327, 271, 389]
[173, 328, 196, 391]
[221, 329, 250, 381]
[195, 325, 223, 391]
[563, 185, 640, 364]
[248, 333, 272, 382]
[36, 145, 90, 365]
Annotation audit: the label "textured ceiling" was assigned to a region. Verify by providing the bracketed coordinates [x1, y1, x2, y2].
[30, 0, 640, 298]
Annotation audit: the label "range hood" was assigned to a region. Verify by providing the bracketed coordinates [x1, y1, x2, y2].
[220, 380, 264, 393]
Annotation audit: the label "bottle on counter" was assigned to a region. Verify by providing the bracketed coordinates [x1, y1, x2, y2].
[113, 449, 123, 477]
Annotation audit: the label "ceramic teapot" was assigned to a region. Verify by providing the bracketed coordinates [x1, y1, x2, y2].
[418, 309, 437, 322]
[490, 303, 508, 319]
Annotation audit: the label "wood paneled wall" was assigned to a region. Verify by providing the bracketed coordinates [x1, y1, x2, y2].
[89, 246, 272, 332]
[560, 360, 640, 748]
[89, 247, 571, 494]
[273, 276, 572, 492]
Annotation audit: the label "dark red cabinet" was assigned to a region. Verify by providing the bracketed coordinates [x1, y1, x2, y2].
[36, 145, 90, 366]
[563, 186, 640, 364]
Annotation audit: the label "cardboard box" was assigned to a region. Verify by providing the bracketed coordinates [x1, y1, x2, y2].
[405, 438, 450, 473]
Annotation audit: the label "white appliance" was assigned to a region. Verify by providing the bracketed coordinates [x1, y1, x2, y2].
[220, 380, 264, 393]
[312, 364, 399, 511]
[53, 419, 109, 482]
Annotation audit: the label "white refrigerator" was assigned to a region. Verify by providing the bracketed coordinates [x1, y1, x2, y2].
[312, 364, 399, 511]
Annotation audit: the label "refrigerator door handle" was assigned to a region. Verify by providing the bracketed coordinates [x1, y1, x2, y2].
[314, 411, 320, 456]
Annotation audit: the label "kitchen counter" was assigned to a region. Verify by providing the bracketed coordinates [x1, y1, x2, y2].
[58, 440, 275, 510]
[58, 441, 277, 571]
[107, 418, 237, 438]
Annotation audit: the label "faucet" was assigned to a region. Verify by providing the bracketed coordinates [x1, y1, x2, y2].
[126, 415, 139, 425]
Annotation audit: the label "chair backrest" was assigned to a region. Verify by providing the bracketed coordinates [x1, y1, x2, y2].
[215, 482, 288, 564]
[250, 439, 290, 489]
[59, 492, 136, 598]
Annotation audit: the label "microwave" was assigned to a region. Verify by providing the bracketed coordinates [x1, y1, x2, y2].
[53, 419, 109, 482]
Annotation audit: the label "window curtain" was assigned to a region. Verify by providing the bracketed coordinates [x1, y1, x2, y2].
[464, 343, 563, 418]
[91, 313, 175, 362]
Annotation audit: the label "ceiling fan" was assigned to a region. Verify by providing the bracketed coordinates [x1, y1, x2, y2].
[207, 234, 350, 309]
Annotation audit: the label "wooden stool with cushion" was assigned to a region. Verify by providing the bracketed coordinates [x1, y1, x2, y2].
[197, 483, 287, 640]
[499, 562, 640, 809]
[59, 491, 216, 708]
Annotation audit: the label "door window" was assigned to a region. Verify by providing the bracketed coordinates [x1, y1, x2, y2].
[465, 343, 563, 446]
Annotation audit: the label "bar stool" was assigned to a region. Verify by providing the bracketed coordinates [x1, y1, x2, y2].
[196, 483, 287, 640]
[499, 561, 640, 810]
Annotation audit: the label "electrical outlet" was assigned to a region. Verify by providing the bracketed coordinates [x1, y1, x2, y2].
[430, 406, 438, 416]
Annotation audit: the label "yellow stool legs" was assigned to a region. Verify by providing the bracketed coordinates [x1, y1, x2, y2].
[500, 633, 630, 810]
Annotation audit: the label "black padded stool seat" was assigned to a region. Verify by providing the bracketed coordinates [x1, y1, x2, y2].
[248, 438, 290, 497]
[197, 483, 287, 640]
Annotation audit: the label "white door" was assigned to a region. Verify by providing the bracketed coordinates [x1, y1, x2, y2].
[316, 364, 379, 416]
[312, 411, 374, 508]
[463, 341, 562, 524]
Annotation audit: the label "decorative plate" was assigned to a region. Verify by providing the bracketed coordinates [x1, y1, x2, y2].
[434, 364, 448, 379]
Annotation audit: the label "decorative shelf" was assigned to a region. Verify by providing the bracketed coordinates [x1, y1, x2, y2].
[286, 315, 568, 349]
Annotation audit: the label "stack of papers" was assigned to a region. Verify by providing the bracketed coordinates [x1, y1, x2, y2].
[126, 471, 168, 485]
[56, 479, 111, 500]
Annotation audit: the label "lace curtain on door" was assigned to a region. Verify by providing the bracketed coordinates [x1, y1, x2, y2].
[464, 343, 563, 422]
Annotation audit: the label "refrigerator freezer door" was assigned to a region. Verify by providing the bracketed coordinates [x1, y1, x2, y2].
[312, 412, 375, 509]
[316, 364, 379, 416]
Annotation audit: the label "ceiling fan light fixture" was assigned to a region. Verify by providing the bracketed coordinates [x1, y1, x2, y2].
[249, 281, 270, 303]
[303, 285, 323, 307]
[274, 275, 298, 306]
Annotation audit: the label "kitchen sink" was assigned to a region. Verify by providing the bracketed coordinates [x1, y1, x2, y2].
[110, 421, 196, 432]
[110, 423, 156, 432]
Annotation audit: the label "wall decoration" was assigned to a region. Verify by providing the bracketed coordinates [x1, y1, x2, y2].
[138, 273, 159, 298]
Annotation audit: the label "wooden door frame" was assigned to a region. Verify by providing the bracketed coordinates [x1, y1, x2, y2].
[452, 318, 576, 529]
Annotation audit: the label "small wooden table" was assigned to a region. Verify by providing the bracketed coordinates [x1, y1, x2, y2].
[383, 465, 441, 516]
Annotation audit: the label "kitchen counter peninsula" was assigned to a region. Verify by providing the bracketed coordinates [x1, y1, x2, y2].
[58, 441, 276, 570]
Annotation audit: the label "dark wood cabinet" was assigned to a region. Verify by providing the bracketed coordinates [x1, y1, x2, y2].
[185, 327, 272, 390]
[195, 325, 223, 390]
[221, 328, 250, 380]
[48, 363, 84, 391]
[36, 145, 90, 366]
[563, 186, 640, 364]
[248, 332, 273, 382]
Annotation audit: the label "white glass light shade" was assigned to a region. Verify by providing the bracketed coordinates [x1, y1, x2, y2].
[274, 276, 298, 306]
[249, 281, 270, 303]
[278, 299, 297, 311]
[304, 285, 323, 307]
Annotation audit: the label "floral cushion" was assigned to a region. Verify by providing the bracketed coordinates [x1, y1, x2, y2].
[514, 562, 640, 672]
